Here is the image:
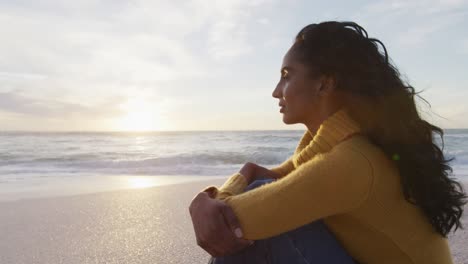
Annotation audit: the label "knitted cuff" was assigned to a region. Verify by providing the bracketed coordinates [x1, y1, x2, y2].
[202, 172, 248, 200]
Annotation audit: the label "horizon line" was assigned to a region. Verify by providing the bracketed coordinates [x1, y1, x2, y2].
[1, 128, 468, 133]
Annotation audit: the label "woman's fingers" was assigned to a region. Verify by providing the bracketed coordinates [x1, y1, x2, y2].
[203, 213, 238, 257]
[208, 203, 252, 257]
[218, 203, 254, 254]
[220, 203, 243, 238]
[195, 214, 224, 257]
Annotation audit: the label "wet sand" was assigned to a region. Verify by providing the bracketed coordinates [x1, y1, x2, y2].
[1, 179, 467, 264]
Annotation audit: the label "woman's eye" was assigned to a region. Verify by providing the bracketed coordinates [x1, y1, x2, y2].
[281, 69, 289, 79]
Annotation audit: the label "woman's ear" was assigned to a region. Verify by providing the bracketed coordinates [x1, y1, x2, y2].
[319, 76, 336, 95]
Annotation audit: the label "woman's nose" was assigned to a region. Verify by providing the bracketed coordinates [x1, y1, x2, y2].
[272, 85, 281, 99]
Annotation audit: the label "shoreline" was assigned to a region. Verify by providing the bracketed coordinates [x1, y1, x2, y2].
[2, 174, 467, 203]
[0, 175, 228, 202]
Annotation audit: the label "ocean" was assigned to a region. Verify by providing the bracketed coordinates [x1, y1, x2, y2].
[1, 130, 467, 199]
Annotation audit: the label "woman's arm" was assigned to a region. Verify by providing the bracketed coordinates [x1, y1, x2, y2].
[221, 145, 374, 240]
[201, 162, 282, 200]
[189, 161, 289, 256]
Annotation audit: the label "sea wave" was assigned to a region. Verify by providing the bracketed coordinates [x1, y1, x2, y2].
[1, 130, 467, 179]
[0, 150, 291, 176]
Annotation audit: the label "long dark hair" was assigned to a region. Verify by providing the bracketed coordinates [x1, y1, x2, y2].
[291, 21, 466, 237]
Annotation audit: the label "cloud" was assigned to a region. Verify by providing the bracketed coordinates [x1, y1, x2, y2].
[353, 0, 468, 47]
[362, 0, 466, 16]
[394, 14, 463, 47]
[0, 0, 276, 95]
[257, 18, 270, 25]
[0, 3, 205, 84]
[417, 86, 468, 128]
[189, 0, 275, 60]
[0, 72, 47, 81]
[423, 104, 468, 128]
[461, 38, 468, 54]
[0, 91, 124, 119]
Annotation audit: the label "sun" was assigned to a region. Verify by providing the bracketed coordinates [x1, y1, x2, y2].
[116, 97, 166, 131]
[119, 111, 155, 131]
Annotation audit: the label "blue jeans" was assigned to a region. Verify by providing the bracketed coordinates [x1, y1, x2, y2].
[209, 178, 356, 264]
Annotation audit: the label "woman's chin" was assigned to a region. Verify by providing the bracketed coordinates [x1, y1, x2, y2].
[282, 112, 303, 125]
[282, 115, 297, 125]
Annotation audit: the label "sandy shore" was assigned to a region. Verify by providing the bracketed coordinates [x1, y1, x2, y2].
[1, 179, 467, 264]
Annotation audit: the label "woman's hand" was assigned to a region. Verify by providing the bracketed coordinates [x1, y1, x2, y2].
[255, 164, 281, 179]
[189, 192, 253, 257]
[239, 162, 257, 183]
[239, 162, 281, 184]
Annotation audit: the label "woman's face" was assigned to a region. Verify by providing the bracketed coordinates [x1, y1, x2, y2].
[272, 47, 325, 127]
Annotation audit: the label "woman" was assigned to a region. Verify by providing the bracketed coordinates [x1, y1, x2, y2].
[189, 21, 466, 264]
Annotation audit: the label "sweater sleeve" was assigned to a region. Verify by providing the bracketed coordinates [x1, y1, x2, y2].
[221, 145, 374, 240]
[202, 156, 294, 199]
[270, 157, 295, 178]
[202, 172, 248, 200]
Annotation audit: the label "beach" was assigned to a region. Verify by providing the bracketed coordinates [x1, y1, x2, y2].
[1, 179, 467, 264]
[0, 179, 225, 264]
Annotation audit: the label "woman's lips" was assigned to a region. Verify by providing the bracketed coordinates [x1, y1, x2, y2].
[280, 106, 285, 113]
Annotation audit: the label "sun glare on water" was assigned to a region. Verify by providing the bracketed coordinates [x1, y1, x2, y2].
[116, 97, 167, 131]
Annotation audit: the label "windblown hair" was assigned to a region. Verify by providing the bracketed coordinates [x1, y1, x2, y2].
[291, 21, 466, 237]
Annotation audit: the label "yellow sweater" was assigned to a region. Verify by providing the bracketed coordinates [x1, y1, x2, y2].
[204, 109, 453, 264]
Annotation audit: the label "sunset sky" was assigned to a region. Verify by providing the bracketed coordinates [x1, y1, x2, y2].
[1, 0, 467, 131]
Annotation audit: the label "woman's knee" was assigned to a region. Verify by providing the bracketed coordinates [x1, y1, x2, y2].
[267, 221, 356, 264]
